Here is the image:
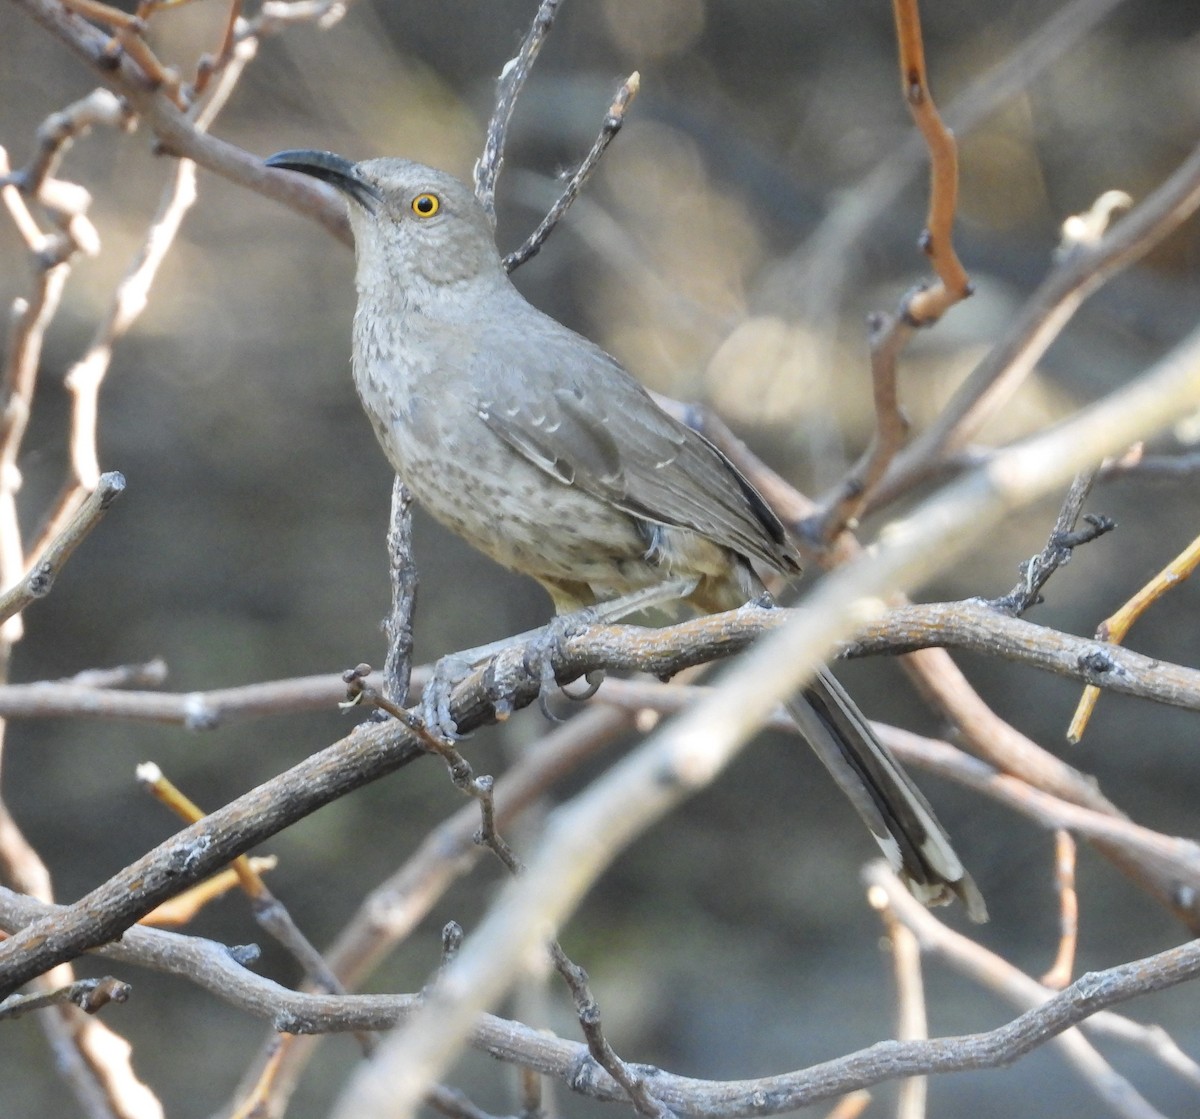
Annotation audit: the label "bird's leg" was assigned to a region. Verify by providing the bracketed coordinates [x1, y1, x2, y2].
[419, 577, 698, 740]
[524, 575, 699, 723]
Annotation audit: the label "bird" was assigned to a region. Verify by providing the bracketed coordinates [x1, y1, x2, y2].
[264, 148, 986, 921]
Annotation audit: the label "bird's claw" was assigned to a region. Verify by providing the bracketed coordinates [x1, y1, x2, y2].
[521, 609, 600, 722]
[420, 652, 476, 743]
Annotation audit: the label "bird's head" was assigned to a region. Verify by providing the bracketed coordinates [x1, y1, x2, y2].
[265, 150, 504, 289]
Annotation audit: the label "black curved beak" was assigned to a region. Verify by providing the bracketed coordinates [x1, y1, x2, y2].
[265, 149, 381, 212]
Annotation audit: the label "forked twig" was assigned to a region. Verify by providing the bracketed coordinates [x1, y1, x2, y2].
[864, 864, 1182, 1119]
[1069, 531, 1200, 742]
[808, 0, 972, 544]
[0, 976, 130, 1021]
[503, 72, 641, 272]
[474, 0, 563, 218]
[990, 467, 1113, 616]
[0, 471, 124, 626]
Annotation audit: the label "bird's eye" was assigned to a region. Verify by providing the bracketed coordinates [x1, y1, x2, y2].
[411, 192, 440, 217]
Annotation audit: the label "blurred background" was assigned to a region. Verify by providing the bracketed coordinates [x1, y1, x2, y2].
[2, 0, 1200, 1115]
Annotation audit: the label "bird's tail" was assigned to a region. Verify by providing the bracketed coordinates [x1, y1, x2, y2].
[787, 667, 987, 922]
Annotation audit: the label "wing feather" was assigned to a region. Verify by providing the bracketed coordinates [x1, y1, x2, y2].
[475, 310, 798, 572]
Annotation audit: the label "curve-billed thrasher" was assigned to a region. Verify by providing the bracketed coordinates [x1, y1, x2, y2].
[265, 149, 985, 920]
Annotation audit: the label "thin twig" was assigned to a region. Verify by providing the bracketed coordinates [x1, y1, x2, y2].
[354, 684, 674, 1119]
[5, 88, 134, 197]
[3, 885, 1199, 1117]
[864, 864, 1178, 1119]
[0, 976, 131, 1022]
[57, 0, 187, 107]
[867, 891, 927, 1119]
[806, 0, 972, 545]
[778, 0, 1128, 330]
[1042, 830, 1080, 989]
[382, 476, 417, 707]
[871, 141, 1200, 511]
[0, 471, 124, 625]
[503, 72, 641, 272]
[1068, 530, 1200, 742]
[0, 596, 1196, 726]
[237, 707, 632, 1119]
[989, 467, 1113, 615]
[891, 0, 971, 321]
[474, 0, 564, 219]
[135, 762, 353, 1002]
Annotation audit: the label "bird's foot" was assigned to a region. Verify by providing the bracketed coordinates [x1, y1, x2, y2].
[419, 652, 477, 743]
[521, 608, 605, 723]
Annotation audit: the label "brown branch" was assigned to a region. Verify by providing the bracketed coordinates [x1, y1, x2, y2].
[891, 0, 971, 320]
[1069, 530, 1200, 742]
[898, 641, 1200, 930]
[868, 891, 928, 1119]
[842, 600, 1200, 714]
[787, 0, 1129, 325]
[877, 723, 1200, 924]
[0, 635, 643, 999]
[0, 976, 130, 1022]
[589, 676, 1200, 925]
[864, 864, 1185, 1119]
[135, 763, 348, 998]
[0, 470, 124, 625]
[0, 715, 426, 999]
[1042, 830, 1080, 989]
[3, 886, 1198, 1117]
[872, 137, 1200, 511]
[0, 598, 1195, 728]
[806, 0, 973, 545]
[10, 0, 354, 244]
[804, 310, 913, 545]
[341, 687, 672, 1118]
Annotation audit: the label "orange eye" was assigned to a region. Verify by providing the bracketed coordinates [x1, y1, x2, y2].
[411, 192, 440, 217]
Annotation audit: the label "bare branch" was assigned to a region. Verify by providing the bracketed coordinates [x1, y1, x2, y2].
[989, 468, 1112, 616]
[806, 0, 972, 545]
[0, 470, 124, 625]
[382, 477, 417, 707]
[1042, 831, 1080, 989]
[503, 72, 641, 272]
[242, 707, 632, 1117]
[891, 0, 972, 321]
[1069, 530, 1200, 742]
[3, 886, 1198, 1117]
[0, 590, 1196, 731]
[865, 864, 1182, 1119]
[136, 763, 348, 997]
[867, 891, 927, 1119]
[474, 0, 564, 218]
[872, 139, 1200, 510]
[0, 976, 130, 1022]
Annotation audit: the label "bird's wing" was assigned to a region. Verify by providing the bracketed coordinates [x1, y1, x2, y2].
[474, 309, 798, 572]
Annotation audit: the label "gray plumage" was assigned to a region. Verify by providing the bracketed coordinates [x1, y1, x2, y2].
[265, 149, 986, 921]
